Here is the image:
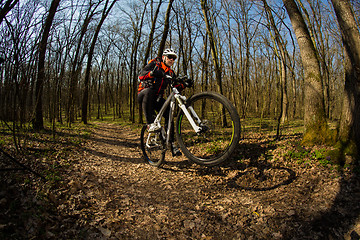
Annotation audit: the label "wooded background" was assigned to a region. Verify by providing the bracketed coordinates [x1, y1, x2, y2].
[0, 0, 359, 161]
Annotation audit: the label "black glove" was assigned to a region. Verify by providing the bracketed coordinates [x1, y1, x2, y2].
[150, 67, 164, 78]
[184, 78, 193, 88]
[174, 82, 185, 91]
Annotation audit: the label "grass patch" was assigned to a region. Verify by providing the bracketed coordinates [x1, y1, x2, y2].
[285, 144, 333, 167]
[241, 118, 305, 136]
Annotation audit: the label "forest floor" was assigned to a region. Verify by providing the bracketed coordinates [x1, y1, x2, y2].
[0, 121, 360, 240]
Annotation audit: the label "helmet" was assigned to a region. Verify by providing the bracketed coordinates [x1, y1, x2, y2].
[163, 48, 178, 59]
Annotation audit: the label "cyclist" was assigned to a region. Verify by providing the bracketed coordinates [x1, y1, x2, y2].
[138, 48, 182, 156]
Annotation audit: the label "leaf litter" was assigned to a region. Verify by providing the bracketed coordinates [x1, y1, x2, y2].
[0, 122, 359, 239]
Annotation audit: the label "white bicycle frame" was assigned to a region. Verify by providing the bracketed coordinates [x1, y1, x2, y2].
[149, 87, 202, 147]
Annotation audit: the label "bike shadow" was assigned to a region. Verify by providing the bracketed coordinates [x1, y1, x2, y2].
[160, 137, 360, 238]
[224, 140, 296, 191]
[162, 139, 297, 192]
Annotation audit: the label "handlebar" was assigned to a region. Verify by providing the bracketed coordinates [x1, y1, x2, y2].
[168, 75, 194, 89]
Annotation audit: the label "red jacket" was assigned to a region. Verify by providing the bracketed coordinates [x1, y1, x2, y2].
[138, 57, 176, 95]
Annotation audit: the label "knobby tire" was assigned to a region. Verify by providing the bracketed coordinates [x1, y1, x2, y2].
[140, 125, 165, 167]
[176, 92, 241, 166]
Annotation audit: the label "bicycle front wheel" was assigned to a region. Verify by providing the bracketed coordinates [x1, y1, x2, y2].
[176, 92, 241, 166]
[140, 125, 165, 167]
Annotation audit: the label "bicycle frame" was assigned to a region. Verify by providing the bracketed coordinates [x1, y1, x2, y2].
[151, 87, 202, 147]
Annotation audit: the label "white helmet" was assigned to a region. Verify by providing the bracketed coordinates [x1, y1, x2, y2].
[163, 48, 178, 59]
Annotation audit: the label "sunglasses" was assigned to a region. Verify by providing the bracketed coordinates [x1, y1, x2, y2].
[167, 55, 177, 60]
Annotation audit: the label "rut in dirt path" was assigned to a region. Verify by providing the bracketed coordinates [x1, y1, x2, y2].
[60, 122, 360, 239]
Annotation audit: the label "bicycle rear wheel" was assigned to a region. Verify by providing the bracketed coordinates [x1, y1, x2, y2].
[176, 92, 241, 166]
[140, 125, 165, 167]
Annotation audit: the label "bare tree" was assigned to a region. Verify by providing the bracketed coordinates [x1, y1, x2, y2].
[282, 0, 328, 144]
[33, 0, 61, 130]
[260, 1, 287, 138]
[200, 0, 223, 95]
[0, 0, 19, 24]
[157, 0, 175, 57]
[81, 0, 117, 124]
[126, 0, 148, 123]
[68, 1, 101, 125]
[331, 0, 360, 162]
[142, 0, 162, 67]
[173, 0, 200, 85]
[296, 0, 333, 118]
[1, 0, 355, 153]
[229, 0, 257, 118]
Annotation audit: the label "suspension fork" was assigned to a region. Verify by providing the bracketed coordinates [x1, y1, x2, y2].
[174, 90, 202, 133]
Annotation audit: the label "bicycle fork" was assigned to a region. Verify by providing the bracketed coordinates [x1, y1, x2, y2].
[174, 91, 202, 134]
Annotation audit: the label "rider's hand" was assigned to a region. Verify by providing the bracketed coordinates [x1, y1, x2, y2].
[184, 78, 193, 88]
[150, 67, 164, 78]
[174, 82, 185, 91]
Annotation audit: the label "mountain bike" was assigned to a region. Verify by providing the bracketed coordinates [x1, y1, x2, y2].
[140, 76, 241, 167]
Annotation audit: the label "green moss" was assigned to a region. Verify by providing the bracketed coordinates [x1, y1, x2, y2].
[302, 121, 336, 146]
[325, 149, 342, 165]
[325, 140, 358, 166]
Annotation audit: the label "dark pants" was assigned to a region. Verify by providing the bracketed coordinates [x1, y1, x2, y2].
[138, 88, 174, 142]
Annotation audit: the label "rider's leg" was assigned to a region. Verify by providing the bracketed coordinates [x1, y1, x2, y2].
[138, 88, 157, 124]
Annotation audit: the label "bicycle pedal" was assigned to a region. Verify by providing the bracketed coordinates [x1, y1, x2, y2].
[171, 145, 182, 156]
[172, 151, 182, 157]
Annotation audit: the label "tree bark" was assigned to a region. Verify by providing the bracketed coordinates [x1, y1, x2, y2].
[282, 0, 327, 144]
[331, 0, 360, 162]
[33, 0, 61, 130]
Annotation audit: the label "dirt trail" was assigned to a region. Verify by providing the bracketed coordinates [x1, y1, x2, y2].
[54, 122, 359, 239]
[2, 122, 360, 239]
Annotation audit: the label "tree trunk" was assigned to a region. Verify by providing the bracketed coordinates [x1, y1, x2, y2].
[223, 1, 236, 105]
[201, 0, 230, 127]
[33, 0, 61, 130]
[142, 0, 162, 67]
[262, 0, 289, 138]
[157, 0, 174, 57]
[130, 1, 147, 123]
[174, 6, 187, 75]
[81, 0, 117, 124]
[282, 0, 327, 144]
[331, 0, 360, 163]
[68, 2, 99, 125]
[200, 0, 223, 95]
[0, 0, 19, 25]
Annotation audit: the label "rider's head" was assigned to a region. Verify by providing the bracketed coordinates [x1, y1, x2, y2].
[162, 48, 177, 67]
